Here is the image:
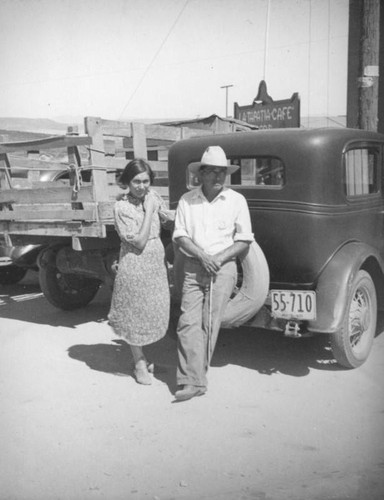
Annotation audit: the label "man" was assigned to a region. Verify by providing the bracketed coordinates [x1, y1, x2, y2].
[172, 145, 254, 401]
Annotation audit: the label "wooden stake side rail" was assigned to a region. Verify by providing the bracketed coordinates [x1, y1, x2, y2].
[91, 117, 213, 141]
[0, 115, 205, 242]
[0, 220, 108, 238]
[89, 155, 168, 173]
[0, 184, 95, 204]
[0, 135, 92, 154]
[0, 208, 97, 222]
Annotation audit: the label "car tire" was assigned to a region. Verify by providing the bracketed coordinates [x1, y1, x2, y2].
[0, 265, 27, 285]
[38, 249, 100, 310]
[330, 270, 377, 369]
[221, 241, 270, 328]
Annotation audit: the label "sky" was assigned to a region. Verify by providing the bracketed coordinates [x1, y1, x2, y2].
[0, 0, 349, 122]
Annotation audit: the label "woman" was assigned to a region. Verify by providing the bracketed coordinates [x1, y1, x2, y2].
[108, 159, 173, 385]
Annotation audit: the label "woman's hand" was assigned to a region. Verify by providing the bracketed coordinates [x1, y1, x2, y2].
[143, 191, 156, 213]
[159, 209, 175, 223]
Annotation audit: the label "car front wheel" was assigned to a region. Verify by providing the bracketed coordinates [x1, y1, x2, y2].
[330, 270, 377, 368]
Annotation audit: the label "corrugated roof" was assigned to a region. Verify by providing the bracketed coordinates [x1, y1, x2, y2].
[159, 114, 258, 130]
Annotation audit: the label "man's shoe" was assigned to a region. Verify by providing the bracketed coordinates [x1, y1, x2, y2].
[174, 385, 206, 401]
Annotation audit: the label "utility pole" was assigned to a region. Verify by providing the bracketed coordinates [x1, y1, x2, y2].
[220, 84, 234, 117]
[347, 0, 381, 131]
[358, 0, 380, 130]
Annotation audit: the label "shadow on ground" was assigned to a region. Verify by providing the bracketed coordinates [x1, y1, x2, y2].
[0, 273, 111, 328]
[68, 335, 179, 393]
[4, 271, 384, 385]
[213, 327, 340, 377]
[66, 321, 347, 396]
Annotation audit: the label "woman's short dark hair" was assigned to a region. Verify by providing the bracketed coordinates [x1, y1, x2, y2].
[118, 158, 155, 188]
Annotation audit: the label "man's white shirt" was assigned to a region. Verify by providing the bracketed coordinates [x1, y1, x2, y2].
[173, 187, 254, 256]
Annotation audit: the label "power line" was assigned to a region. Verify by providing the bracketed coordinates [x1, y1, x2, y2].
[263, 0, 271, 80]
[307, 0, 312, 127]
[326, 0, 331, 120]
[117, 0, 190, 120]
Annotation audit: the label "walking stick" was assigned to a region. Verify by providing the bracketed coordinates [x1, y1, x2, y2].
[207, 275, 213, 365]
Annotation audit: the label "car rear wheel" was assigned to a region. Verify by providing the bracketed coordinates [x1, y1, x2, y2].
[38, 249, 100, 310]
[330, 270, 377, 368]
[0, 264, 27, 285]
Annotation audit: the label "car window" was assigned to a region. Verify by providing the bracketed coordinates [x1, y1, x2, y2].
[344, 147, 379, 197]
[187, 156, 285, 189]
[230, 157, 284, 187]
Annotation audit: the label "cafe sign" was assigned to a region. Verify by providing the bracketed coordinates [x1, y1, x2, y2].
[234, 80, 300, 129]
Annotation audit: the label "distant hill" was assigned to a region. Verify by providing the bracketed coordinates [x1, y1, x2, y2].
[0, 117, 83, 142]
[0, 129, 52, 142]
[0, 117, 76, 134]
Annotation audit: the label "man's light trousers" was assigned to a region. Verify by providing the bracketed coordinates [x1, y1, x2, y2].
[176, 258, 237, 388]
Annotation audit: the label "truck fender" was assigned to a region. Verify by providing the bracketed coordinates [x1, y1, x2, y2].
[9, 244, 44, 268]
[308, 241, 383, 334]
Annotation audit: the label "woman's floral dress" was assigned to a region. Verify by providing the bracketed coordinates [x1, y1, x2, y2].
[108, 190, 170, 346]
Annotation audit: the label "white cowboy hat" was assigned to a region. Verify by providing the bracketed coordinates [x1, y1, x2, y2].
[188, 145, 239, 175]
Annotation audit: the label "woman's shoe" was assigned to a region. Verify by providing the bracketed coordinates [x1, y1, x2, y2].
[147, 362, 154, 373]
[133, 366, 152, 385]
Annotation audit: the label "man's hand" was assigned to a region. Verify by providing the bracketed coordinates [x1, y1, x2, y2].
[198, 253, 222, 276]
[200, 241, 251, 275]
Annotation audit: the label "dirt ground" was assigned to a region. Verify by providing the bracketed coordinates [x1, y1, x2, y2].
[1, 270, 384, 500]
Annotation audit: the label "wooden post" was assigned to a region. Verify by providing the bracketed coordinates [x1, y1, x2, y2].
[0, 155, 12, 189]
[131, 122, 148, 159]
[84, 117, 109, 203]
[66, 125, 82, 206]
[348, 0, 381, 131]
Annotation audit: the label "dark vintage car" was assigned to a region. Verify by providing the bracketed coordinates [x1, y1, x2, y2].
[168, 127, 384, 369]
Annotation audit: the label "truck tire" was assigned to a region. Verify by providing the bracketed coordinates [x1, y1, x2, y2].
[330, 270, 377, 368]
[0, 265, 27, 285]
[38, 249, 100, 310]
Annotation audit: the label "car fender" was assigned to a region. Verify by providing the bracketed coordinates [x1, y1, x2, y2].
[307, 241, 384, 334]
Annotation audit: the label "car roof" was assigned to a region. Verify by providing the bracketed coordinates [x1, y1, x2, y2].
[169, 127, 384, 157]
[168, 128, 384, 206]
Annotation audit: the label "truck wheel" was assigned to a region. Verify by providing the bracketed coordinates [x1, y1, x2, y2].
[330, 270, 377, 368]
[39, 255, 100, 310]
[0, 265, 27, 285]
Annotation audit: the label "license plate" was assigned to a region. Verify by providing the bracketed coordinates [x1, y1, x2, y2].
[270, 290, 316, 320]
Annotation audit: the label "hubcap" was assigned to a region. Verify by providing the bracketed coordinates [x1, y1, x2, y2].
[348, 288, 370, 350]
